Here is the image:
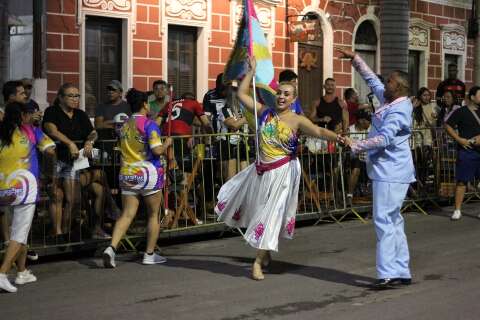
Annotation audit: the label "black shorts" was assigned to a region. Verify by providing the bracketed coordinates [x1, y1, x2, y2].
[173, 137, 192, 172]
[216, 140, 248, 162]
[350, 157, 366, 170]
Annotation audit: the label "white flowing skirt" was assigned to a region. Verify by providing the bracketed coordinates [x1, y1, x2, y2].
[215, 158, 301, 252]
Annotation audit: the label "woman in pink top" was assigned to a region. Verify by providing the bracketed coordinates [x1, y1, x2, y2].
[103, 89, 172, 268]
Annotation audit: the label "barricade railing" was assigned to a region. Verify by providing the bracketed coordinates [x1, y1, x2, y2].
[1, 126, 470, 256]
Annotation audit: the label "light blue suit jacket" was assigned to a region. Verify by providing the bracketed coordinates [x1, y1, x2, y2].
[352, 56, 416, 184]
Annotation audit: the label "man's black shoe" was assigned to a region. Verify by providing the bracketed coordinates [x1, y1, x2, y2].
[393, 278, 412, 285]
[371, 278, 397, 289]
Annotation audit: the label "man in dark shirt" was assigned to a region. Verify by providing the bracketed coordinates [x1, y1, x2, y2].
[158, 93, 212, 173]
[309, 78, 349, 133]
[21, 78, 42, 126]
[445, 86, 480, 220]
[94, 80, 131, 129]
[203, 73, 227, 133]
[436, 64, 466, 106]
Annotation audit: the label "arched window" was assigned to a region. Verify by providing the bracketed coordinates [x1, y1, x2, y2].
[354, 21, 378, 104]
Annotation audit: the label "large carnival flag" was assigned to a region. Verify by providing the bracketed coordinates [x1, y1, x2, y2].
[223, 0, 277, 108]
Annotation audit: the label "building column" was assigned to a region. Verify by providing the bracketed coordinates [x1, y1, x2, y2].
[0, 1, 9, 100]
[380, 0, 410, 75]
[475, 0, 480, 84]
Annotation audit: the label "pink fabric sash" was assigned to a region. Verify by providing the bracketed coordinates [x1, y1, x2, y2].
[255, 155, 293, 175]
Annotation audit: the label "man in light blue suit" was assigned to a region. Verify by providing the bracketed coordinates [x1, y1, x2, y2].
[337, 47, 415, 289]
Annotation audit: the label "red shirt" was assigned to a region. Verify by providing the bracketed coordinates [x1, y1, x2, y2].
[158, 99, 204, 135]
[346, 101, 359, 125]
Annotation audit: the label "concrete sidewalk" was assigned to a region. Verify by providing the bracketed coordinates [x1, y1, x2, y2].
[1, 203, 480, 320]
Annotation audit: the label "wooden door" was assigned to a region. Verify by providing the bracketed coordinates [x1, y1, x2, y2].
[85, 16, 122, 117]
[298, 43, 323, 114]
[408, 50, 421, 96]
[168, 26, 197, 99]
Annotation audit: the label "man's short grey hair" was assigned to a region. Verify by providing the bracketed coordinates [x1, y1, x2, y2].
[392, 70, 410, 92]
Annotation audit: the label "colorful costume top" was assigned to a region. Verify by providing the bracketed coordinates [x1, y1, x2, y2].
[259, 108, 298, 160]
[0, 125, 55, 206]
[350, 55, 415, 184]
[118, 114, 165, 191]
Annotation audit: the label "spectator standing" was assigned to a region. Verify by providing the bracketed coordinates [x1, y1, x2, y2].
[436, 64, 466, 106]
[0, 81, 27, 248]
[309, 78, 349, 133]
[219, 84, 249, 180]
[2, 80, 27, 105]
[411, 88, 436, 188]
[43, 83, 100, 237]
[344, 87, 369, 125]
[21, 79, 42, 127]
[347, 109, 371, 204]
[158, 93, 212, 176]
[437, 90, 461, 126]
[0, 102, 55, 293]
[203, 73, 227, 134]
[278, 69, 303, 114]
[445, 86, 480, 220]
[94, 80, 131, 129]
[149, 80, 170, 121]
[21, 78, 40, 110]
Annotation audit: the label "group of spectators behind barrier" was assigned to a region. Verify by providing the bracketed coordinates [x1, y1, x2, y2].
[1, 127, 478, 255]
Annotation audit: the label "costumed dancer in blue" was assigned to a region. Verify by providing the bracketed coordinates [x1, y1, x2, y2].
[338, 47, 416, 289]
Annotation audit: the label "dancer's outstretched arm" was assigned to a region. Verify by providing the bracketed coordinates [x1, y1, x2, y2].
[344, 110, 410, 153]
[237, 57, 266, 116]
[336, 47, 385, 106]
[297, 115, 341, 142]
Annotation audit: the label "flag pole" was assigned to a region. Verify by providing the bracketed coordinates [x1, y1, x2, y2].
[251, 72, 260, 163]
[163, 85, 174, 223]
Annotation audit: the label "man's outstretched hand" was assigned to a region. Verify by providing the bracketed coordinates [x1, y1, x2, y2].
[335, 46, 355, 60]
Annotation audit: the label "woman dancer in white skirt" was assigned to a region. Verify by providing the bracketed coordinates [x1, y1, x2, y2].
[215, 58, 343, 280]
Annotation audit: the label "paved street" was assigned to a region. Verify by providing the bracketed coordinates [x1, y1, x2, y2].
[1, 203, 480, 320]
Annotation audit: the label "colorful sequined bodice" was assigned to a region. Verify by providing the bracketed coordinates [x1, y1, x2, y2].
[259, 109, 298, 160]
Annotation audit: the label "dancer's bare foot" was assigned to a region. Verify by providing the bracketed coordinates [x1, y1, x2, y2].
[262, 251, 271, 268]
[252, 262, 264, 280]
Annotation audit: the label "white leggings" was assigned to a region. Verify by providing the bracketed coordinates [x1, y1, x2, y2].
[10, 204, 36, 245]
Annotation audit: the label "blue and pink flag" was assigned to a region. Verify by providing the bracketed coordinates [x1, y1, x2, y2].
[223, 0, 277, 108]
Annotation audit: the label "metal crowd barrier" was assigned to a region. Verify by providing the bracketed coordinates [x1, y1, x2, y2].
[1, 127, 478, 256]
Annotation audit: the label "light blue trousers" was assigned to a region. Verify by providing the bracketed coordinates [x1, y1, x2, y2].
[372, 180, 411, 279]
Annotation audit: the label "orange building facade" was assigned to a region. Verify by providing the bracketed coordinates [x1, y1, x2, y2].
[44, 0, 474, 114]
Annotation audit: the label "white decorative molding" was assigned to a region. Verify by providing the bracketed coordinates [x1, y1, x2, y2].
[440, 24, 466, 81]
[443, 31, 465, 51]
[161, 0, 211, 35]
[440, 24, 466, 53]
[160, 0, 211, 103]
[230, 0, 276, 48]
[409, 26, 429, 47]
[409, 18, 435, 49]
[83, 0, 131, 11]
[408, 19, 434, 90]
[79, 0, 136, 31]
[421, 0, 472, 9]
[165, 0, 207, 21]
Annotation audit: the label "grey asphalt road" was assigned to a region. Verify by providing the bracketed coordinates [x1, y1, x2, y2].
[1, 203, 480, 320]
